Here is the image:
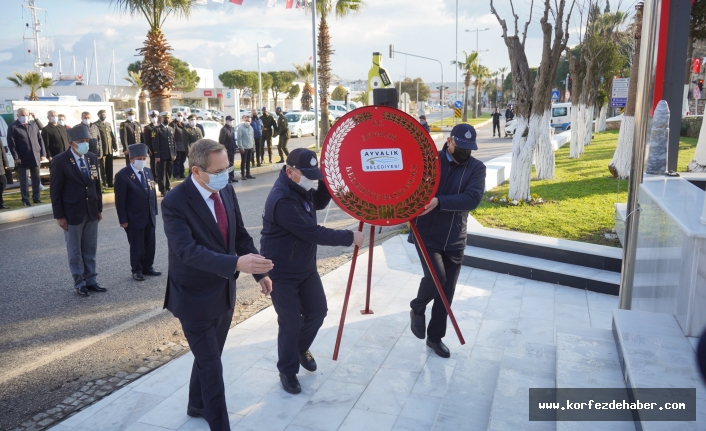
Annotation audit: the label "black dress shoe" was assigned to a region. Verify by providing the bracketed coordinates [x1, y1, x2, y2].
[76, 286, 90, 297]
[257, 163, 262, 167]
[276, 159, 284, 164]
[87, 283, 107, 292]
[299, 350, 317, 372]
[410, 310, 426, 339]
[33, 199, 42, 204]
[143, 268, 162, 276]
[246, 174, 256, 179]
[241, 176, 248, 181]
[133, 272, 145, 281]
[22, 202, 31, 207]
[426, 340, 451, 358]
[186, 405, 205, 418]
[279, 372, 301, 394]
[0, 204, 7, 209]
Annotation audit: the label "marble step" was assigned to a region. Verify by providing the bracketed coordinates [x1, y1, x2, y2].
[466, 224, 623, 272]
[555, 328, 634, 431]
[486, 341, 556, 431]
[464, 245, 620, 295]
[612, 309, 706, 430]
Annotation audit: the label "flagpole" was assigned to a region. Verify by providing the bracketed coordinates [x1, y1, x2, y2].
[312, 0, 320, 152]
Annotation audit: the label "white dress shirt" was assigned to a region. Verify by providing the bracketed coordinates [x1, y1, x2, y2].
[191, 176, 217, 221]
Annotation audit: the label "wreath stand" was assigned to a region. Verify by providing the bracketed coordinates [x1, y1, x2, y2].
[332, 221, 465, 360]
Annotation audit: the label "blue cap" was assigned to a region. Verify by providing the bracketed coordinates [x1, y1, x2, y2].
[450, 124, 478, 150]
[287, 148, 323, 180]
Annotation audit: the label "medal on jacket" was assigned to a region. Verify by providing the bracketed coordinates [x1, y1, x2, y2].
[90, 165, 98, 180]
[304, 202, 310, 212]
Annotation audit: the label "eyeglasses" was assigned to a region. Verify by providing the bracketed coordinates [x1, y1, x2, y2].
[199, 165, 234, 175]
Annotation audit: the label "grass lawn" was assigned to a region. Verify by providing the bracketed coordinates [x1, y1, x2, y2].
[472, 130, 698, 247]
[431, 112, 492, 127]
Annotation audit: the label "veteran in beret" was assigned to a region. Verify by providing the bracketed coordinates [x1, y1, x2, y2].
[49, 125, 105, 297]
[114, 143, 161, 282]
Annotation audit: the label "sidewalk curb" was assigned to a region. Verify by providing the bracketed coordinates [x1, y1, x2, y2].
[438, 118, 493, 132]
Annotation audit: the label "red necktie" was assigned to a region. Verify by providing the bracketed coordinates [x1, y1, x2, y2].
[210, 192, 229, 244]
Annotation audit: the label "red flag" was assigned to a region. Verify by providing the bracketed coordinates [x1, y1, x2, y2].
[229, 0, 243, 4]
[286, 0, 294, 8]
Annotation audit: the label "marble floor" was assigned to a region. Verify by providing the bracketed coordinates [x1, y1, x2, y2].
[49, 235, 621, 431]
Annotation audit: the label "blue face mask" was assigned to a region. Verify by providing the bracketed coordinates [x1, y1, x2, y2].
[203, 169, 229, 191]
[76, 141, 89, 155]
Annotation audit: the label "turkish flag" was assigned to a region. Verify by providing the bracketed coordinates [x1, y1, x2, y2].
[286, 0, 294, 8]
[694, 58, 701, 74]
[229, 0, 243, 4]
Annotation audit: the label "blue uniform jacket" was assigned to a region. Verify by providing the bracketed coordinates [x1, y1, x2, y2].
[49, 149, 103, 225]
[114, 166, 158, 229]
[260, 168, 354, 279]
[251, 117, 263, 140]
[411, 146, 486, 251]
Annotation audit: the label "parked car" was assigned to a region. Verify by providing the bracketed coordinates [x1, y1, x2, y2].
[189, 108, 212, 120]
[505, 119, 516, 138]
[285, 111, 317, 138]
[209, 110, 224, 121]
[550, 102, 571, 131]
[171, 106, 191, 116]
[328, 104, 348, 116]
[198, 120, 222, 142]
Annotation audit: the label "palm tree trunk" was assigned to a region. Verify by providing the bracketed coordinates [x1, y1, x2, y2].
[462, 73, 470, 122]
[138, 91, 148, 124]
[318, 16, 332, 138]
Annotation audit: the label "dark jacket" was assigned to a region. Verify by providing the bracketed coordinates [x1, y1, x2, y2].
[152, 124, 176, 160]
[0, 143, 8, 177]
[161, 176, 262, 320]
[260, 168, 354, 279]
[505, 108, 514, 121]
[170, 120, 188, 152]
[196, 123, 205, 137]
[260, 113, 277, 137]
[119, 120, 143, 153]
[185, 126, 203, 149]
[251, 116, 263, 140]
[7, 119, 46, 168]
[94, 120, 117, 156]
[79, 123, 103, 158]
[143, 123, 158, 156]
[491, 111, 502, 123]
[276, 114, 290, 139]
[41, 122, 70, 159]
[218, 124, 237, 154]
[49, 149, 103, 225]
[421, 122, 431, 133]
[114, 165, 158, 229]
[411, 146, 486, 251]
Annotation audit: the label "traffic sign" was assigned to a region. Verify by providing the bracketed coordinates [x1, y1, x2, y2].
[551, 89, 561, 102]
[454, 100, 463, 109]
[612, 78, 629, 99]
[454, 108, 462, 118]
[610, 98, 627, 107]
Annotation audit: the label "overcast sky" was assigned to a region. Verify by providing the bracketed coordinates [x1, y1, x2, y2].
[1, 0, 598, 89]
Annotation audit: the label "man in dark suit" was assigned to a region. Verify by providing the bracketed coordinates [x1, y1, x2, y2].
[94, 109, 118, 187]
[41, 110, 70, 161]
[0, 143, 9, 209]
[218, 115, 238, 183]
[7, 108, 47, 206]
[120, 108, 143, 166]
[153, 112, 176, 196]
[143, 110, 160, 175]
[115, 143, 161, 281]
[161, 139, 273, 431]
[49, 125, 106, 297]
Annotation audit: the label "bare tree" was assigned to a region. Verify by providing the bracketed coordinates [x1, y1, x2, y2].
[491, 0, 575, 197]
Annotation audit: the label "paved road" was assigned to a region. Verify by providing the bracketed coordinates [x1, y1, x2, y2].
[0, 122, 512, 429]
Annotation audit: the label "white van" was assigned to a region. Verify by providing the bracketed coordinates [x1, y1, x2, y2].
[0, 115, 14, 169]
[286, 111, 317, 138]
[551, 102, 571, 131]
[171, 106, 191, 116]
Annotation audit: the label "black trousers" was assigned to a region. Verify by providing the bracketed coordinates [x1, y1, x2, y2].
[0, 174, 6, 205]
[156, 160, 173, 193]
[173, 151, 187, 179]
[253, 138, 263, 165]
[125, 222, 156, 273]
[262, 134, 273, 162]
[493, 122, 501, 136]
[271, 271, 327, 376]
[277, 135, 289, 161]
[410, 245, 464, 342]
[180, 307, 234, 431]
[227, 151, 236, 182]
[18, 166, 40, 204]
[104, 153, 114, 187]
[240, 149, 253, 176]
[149, 155, 156, 178]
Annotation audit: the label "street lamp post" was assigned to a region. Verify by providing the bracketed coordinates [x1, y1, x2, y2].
[389, 46, 444, 126]
[257, 43, 271, 110]
[466, 28, 489, 117]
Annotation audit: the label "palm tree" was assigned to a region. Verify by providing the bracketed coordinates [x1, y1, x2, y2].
[451, 51, 478, 122]
[6, 71, 52, 101]
[124, 71, 148, 124]
[310, 0, 365, 137]
[498, 66, 508, 107]
[294, 62, 315, 110]
[471, 63, 491, 118]
[110, 0, 197, 114]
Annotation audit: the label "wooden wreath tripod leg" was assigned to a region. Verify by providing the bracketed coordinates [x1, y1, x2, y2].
[410, 222, 465, 345]
[332, 221, 365, 361]
[360, 224, 375, 315]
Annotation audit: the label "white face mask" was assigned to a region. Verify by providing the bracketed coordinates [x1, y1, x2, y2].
[50, 116, 57, 123]
[127, 115, 134, 121]
[150, 116, 158, 124]
[132, 159, 146, 171]
[82, 118, 90, 125]
[297, 175, 315, 191]
[226, 121, 232, 126]
[58, 119, 65, 126]
[188, 120, 195, 127]
[177, 116, 183, 122]
[19, 116, 28, 124]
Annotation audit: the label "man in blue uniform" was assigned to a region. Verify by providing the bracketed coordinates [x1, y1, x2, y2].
[49, 125, 106, 297]
[409, 124, 486, 358]
[260, 148, 364, 394]
[115, 143, 161, 282]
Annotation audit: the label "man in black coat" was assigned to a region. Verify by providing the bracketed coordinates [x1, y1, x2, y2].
[49, 125, 106, 297]
[162, 139, 272, 431]
[120, 108, 142, 166]
[274, 107, 290, 163]
[143, 110, 160, 175]
[7, 108, 47, 206]
[491, 107, 502, 138]
[152, 112, 177, 196]
[409, 124, 486, 358]
[170, 112, 188, 179]
[260, 107, 278, 164]
[41, 110, 70, 160]
[115, 143, 161, 281]
[218, 115, 238, 183]
[0, 143, 8, 209]
[94, 109, 118, 187]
